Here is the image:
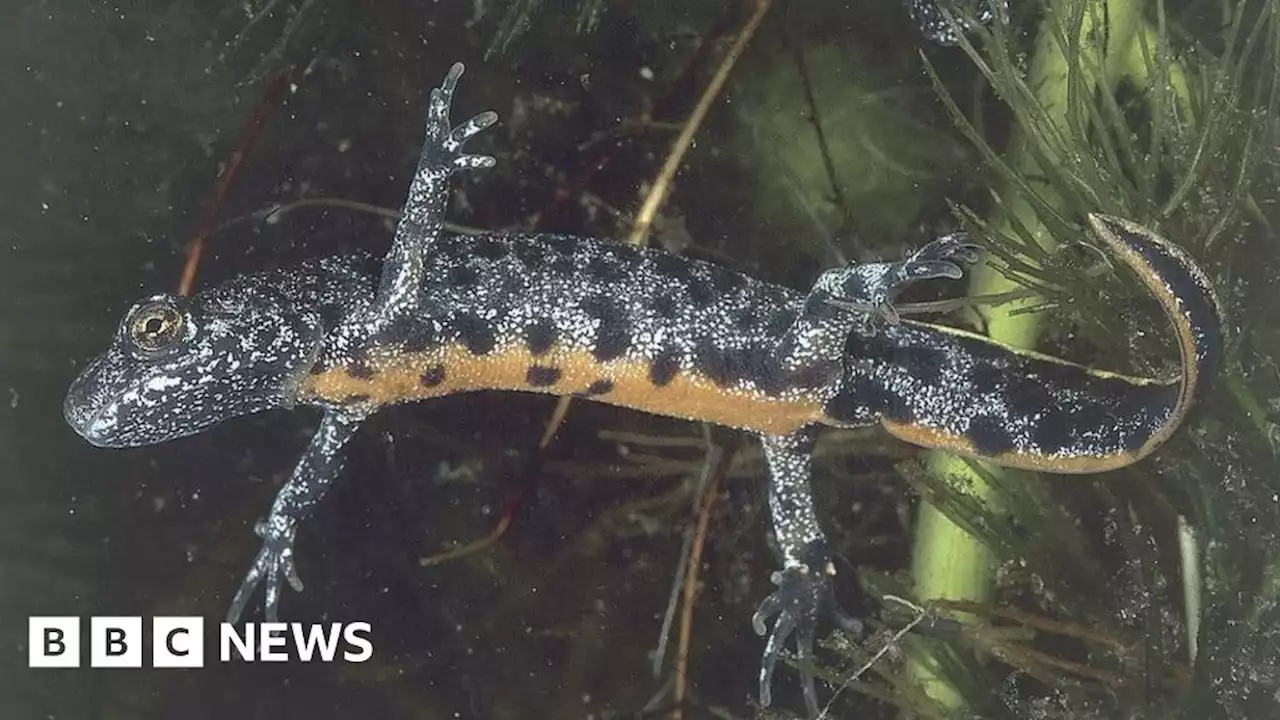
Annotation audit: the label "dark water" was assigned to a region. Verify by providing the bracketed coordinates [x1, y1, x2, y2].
[5, 1, 1279, 719]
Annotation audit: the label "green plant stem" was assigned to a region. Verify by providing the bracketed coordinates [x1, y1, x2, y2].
[906, 0, 1146, 710]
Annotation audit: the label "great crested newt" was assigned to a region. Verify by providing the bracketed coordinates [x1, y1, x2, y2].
[64, 63, 1224, 716]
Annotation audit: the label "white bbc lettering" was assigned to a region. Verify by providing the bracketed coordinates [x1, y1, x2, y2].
[219, 622, 375, 662]
[153, 617, 204, 668]
[259, 622, 289, 662]
[220, 623, 254, 661]
[28, 617, 80, 668]
[343, 622, 373, 662]
[90, 617, 142, 667]
[291, 623, 341, 662]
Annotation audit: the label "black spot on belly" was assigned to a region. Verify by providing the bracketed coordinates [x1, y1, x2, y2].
[969, 364, 1007, 397]
[498, 269, 526, 299]
[1120, 424, 1148, 453]
[586, 254, 628, 283]
[650, 349, 681, 387]
[896, 345, 946, 385]
[824, 375, 905, 425]
[751, 359, 788, 395]
[420, 365, 447, 387]
[343, 393, 371, 404]
[526, 319, 558, 357]
[650, 293, 680, 320]
[686, 279, 718, 308]
[583, 379, 614, 396]
[822, 386, 863, 425]
[448, 264, 479, 288]
[580, 295, 631, 362]
[346, 362, 375, 380]
[514, 241, 547, 270]
[526, 365, 562, 387]
[1005, 375, 1056, 421]
[454, 312, 497, 355]
[773, 334, 798, 368]
[309, 359, 329, 375]
[851, 375, 914, 423]
[694, 341, 732, 386]
[472, 234, 508, 260]
[968, 414, 1016, 456]
[1068, 403, 1110, 438]
[549, 253, 579, 278]
[765, 307, 799, 338]
[1030, 408, 1072, 455]
[785, 358, 842, 392]
[725, 344, 788, 393]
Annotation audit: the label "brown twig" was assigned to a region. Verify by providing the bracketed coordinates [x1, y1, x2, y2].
[672, 441, 735, 718]
[417, 368, 577, 566]
[627, 0, 774, 246]
[530, 5, 742, 229]
[176, 69, 291, 296]
[418, 490, 524, 567]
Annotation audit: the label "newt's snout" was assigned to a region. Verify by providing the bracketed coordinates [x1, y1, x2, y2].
[64, 355, 125, 448]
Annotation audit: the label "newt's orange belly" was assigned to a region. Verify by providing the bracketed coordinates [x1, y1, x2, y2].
[296, 343, 824, 436]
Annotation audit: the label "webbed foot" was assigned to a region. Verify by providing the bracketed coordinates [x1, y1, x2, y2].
[384, 63, 500, 306]
[817, 231, 981, 336]
[752, 542, 863, 717]
[418, 63, 498, 177]
[902, 231, 982, 272]
[226, 515, 303, 624]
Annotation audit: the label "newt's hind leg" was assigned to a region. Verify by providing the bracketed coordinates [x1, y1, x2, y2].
[754, 429, 863, 717]
[813, 231, 981, 337]
[773, 233, 981, 395]
[379, 63, 499, 315]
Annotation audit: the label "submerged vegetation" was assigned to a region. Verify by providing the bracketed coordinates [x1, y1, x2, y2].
[896, 0, 1280, 716]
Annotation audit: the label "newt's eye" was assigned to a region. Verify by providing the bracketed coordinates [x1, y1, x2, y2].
[126, 299, 186, 357]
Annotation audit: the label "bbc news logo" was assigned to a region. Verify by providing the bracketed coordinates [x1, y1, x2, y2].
[29, 617, 373, 668]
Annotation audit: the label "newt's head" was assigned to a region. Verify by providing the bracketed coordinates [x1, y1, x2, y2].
[65, 275, 324, 448]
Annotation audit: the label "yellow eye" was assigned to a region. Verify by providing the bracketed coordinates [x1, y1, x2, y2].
[127, 300, 185, 355]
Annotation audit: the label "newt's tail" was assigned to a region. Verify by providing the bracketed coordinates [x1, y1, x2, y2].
[847, 213, 1224, 474]
[1084, 213, 1223, 427]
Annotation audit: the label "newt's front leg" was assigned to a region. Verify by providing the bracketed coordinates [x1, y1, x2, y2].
[226, 409, 366, 622]
[379, 63, 498, 317]
[754, 429, 863, 717]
